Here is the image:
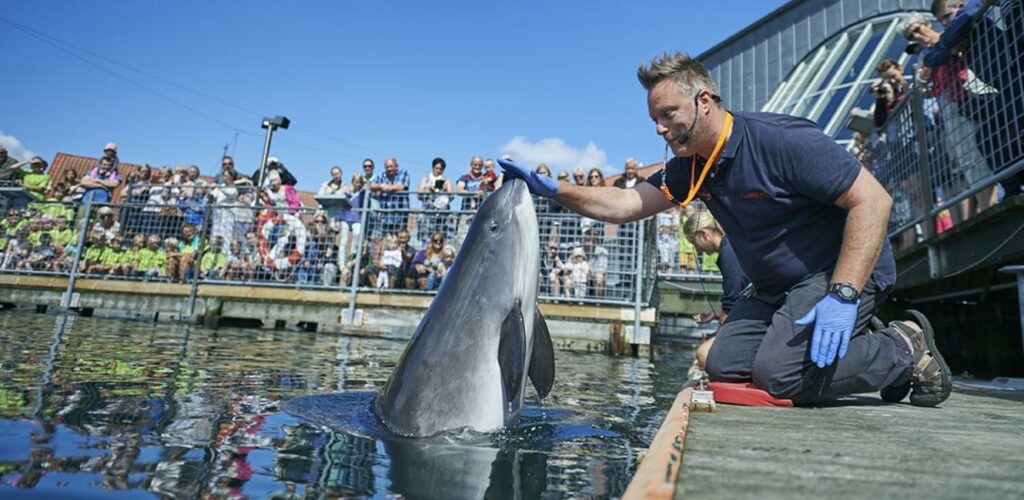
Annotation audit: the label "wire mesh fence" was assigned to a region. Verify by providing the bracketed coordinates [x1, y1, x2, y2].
[868, 1, 1024, 250]
[0, 189, 658, 307]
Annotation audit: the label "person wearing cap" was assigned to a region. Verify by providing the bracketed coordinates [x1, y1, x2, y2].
[4, 156, 51, 200]
[252, 157, 297, 187]
[499, 51, 952, 408]
[99, 142, 120, 170]
[901, 13, 994, 217]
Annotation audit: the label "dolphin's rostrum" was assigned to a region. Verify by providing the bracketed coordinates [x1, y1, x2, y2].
[373, 179, 555, 437]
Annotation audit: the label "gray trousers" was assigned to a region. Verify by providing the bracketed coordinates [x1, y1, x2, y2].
[705, 272, 913, 404]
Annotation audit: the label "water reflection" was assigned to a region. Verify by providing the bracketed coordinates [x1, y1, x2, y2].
[0, 311, 685, 497]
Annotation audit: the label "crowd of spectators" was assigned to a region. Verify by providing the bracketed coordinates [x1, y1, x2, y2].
[851, 1, 1023, 244]
[1, 143, 710, 299]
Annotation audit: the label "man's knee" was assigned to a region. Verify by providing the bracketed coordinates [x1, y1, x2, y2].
[751, 356, 801, 399]
[703, 340, 738, 382]
[695, 338, 714, 369]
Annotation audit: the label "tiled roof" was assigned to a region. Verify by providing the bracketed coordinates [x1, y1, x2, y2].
[49, 152, 143, 203]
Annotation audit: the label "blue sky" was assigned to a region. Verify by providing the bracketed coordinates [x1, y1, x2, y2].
[0, 1, 786, 192]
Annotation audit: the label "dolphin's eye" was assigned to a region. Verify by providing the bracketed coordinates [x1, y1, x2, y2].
[489, 220, 499, 232]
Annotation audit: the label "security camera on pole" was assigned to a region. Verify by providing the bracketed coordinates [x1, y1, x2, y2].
[256, 115, 290, 188]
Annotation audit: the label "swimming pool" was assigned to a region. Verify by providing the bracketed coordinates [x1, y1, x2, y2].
[0, 311, 690, 498]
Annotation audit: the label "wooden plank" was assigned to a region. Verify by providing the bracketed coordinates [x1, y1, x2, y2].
[0, 274, 68, 289]
[539, 303, 657, 323]
[623, 387, 692, 500]
[74, 279, 191, 295]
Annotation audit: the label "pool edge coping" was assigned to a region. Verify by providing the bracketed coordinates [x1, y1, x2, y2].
[623, 387, 692, 499]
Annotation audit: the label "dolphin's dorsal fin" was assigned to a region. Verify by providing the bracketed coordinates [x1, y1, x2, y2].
[528, 307, 555, 399]
[498, 303, 526, 403]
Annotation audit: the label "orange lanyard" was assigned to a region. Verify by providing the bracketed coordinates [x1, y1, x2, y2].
[659, 112, 733, 206]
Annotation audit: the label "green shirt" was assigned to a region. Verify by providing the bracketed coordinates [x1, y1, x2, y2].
[201, 250, 226, 271]
[19, 169, 51, 200]
[84, 246, 105, 263]
[100, 248, 124, 267]
[677, 215, 695, 253]
[51, 228, 75, 248]
[179, 235, 201, 254]
[701, 252, 720, 273]
[136, 248, 166, 270]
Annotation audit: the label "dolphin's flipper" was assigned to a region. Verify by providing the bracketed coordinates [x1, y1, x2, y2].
[498, 304, 526, 403]
[529, 307, 555, 399]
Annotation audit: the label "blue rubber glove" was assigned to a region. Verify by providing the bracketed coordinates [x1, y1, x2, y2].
[794, 294, 860, 368]
[496, 158, 559, 198]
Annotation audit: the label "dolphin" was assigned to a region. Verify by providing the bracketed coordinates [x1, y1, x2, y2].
[372, 178, 555, 437]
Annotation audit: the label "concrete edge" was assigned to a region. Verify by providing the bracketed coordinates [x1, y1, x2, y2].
[623, 387, 692, 500]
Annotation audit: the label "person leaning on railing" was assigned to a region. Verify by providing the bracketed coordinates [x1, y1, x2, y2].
[368, 156, 411, 241]
[209, 169, 255, 244]
[901, 13, 997, 219]
[924, 0, 1024, 197]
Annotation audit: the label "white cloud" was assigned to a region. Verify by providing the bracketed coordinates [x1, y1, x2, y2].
[0, 130, 37, 162]
[499, 136, 611, 175]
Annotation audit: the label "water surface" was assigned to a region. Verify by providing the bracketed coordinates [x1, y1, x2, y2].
[0, 311, 689, 498]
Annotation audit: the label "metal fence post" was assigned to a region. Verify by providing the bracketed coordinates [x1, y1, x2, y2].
[910, 85, 940, 276]
[186, 201, 214, 318]
[61, 203, 94, 308]
[632, 218, 645, 342]
[345, 188, 372, 324]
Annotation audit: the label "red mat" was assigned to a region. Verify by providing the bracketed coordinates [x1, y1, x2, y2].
[707, 382, 794, 407]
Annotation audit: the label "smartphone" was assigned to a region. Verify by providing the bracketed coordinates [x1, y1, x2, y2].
[434, 179, 445, 190]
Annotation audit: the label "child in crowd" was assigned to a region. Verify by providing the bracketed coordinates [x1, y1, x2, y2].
[540, 241, 565, 296]
[379, 234, 402, 289]
[566, 247, 590, 299]
[426, 245, 457, 290]
[17, 232, 57, 271]
[102, 235, 128, 276]
[51, 215, 74, 249]
[224, 239, 250, 281]
[136, 234, 167, 280]
[162, 237, 181, 280]
[166, 223, 200, 283]
[677, 204, 698, 273]
[200, 236, 227, 280]
[123, 234, 147, 277]
[83, 230, 111, 275]
[26, 217, 44, 245]
[582, 229, 609, 297]
[657, 208, 680, 273]
[4, 228, 33, 270]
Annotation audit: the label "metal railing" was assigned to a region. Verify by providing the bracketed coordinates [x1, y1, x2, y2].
[0, 190, 660, 313]
[867, 1, 1024, 250]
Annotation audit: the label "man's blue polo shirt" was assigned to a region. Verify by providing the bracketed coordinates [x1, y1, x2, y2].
[646, 111, 896, 294]
[717, 236, 748, 313]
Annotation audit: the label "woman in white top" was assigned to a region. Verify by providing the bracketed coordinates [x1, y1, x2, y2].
[210, 169, 255, 243]
[318, 166, 345, 196]
[416, 157, 453, 245]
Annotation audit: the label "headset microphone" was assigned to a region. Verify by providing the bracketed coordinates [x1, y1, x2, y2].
[674, 94, 702, 145]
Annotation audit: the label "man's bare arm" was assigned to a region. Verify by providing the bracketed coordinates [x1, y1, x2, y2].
[553, 182, 675, 224]
[831, 167, 893, 291]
